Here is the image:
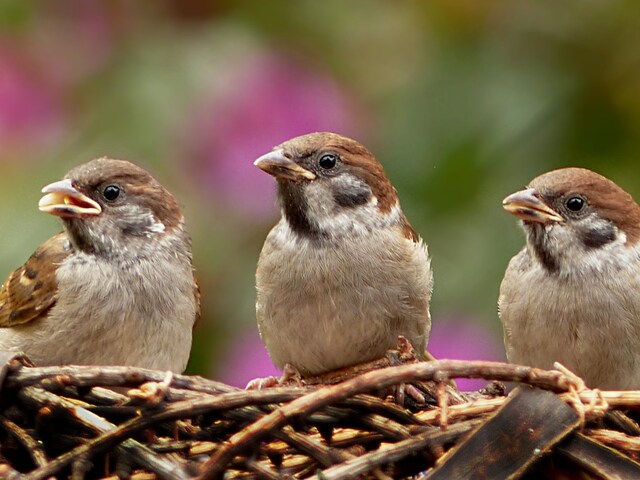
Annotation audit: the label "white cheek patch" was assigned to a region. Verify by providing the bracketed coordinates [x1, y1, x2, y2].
[149, 220, 166, 233]
[315, 197, 379, 236]
[292, 173, 399, 237]
[332, 174, 369, 193]
[539, 218, 633, 277]
[121, 206, 167, 236]
[575, 230, 629, 274]
[275, 201, 403, 247]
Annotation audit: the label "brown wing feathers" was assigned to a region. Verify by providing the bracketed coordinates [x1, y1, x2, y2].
[0, 233, 70, 327]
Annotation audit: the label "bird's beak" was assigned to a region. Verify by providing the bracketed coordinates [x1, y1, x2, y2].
[254, 149, 316, 181]
[38, 179, 102, 218]
[503, 188, 564, 224]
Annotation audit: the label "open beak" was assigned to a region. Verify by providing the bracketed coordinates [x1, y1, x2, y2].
[254, 149, 316, 181]
[503, 188, 564, 224]
[38, 179, 102, 218]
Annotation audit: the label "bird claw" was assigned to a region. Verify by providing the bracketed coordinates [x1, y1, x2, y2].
[246, 364, 305, 390]
[394, 382, 427, 406]
[127, 371, 173, 406]
[387, 335, 423, 365]
[245, 376, 280, 390]
[396, 335, 419, 361]
[384, 338, 425, 406]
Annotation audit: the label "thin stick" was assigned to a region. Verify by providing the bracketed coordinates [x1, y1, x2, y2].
[19, 387, 191, 480]
[0, 417, 48, 467]
[196, 360, 574, 479]
[318, 419, 483, 480]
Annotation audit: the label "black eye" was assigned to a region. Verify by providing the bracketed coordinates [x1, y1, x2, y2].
[319, 153, 337, 169]
[566, 196, 585, 212]
[103, 185, 121, 201]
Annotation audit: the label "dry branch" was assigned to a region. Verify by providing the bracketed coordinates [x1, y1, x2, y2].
[1, 353, 640, 479]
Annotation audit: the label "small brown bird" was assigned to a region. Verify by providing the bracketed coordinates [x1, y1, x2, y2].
[254, 132, 432, 377]
[0, 158, 199, 372]
[499, 167, 640, 389]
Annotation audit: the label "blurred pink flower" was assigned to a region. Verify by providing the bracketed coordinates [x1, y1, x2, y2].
[29, 1, 116, 88]
[219, 317, 504, 392]
[428, 316, 505, 390]
[218, 328, 279, 388]
[185, 53, 364, 219]
[0, 46, 64, 154]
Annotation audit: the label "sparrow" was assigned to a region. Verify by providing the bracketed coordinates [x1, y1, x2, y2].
[499, 167, 640, 389]
[254, 132, 433, 377]
[0, 158, 199, 372]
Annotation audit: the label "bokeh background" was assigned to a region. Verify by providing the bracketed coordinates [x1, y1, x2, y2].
[2, 0, 640, 389]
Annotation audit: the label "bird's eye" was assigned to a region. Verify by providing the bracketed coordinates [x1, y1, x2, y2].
[102, 185, 121, 201]
[319, 153, 338, 169]
[566, 196, 585, 212]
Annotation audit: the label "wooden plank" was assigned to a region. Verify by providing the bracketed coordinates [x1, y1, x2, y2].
[427, 386, 580, 479]
[558, 432, 640, 480]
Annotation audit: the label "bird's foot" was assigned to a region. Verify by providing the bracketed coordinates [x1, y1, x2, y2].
[386, 336, 465, 408]
[127, 371, 173, 406]
[245, 363, 305, 390]
[385, 336, 428, 407]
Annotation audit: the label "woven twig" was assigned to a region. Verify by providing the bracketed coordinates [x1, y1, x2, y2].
[1, 353, 640, 479]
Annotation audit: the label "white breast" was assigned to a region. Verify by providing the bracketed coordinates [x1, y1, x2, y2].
[499, 244, 640, 389]
[0, 242, 196, 372]
[256, 220, 432, 376]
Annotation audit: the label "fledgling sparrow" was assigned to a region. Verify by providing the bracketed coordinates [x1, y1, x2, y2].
[254, 132, 433, 377]
[0, 158, 199, 372]
[499, 167, 640, 389]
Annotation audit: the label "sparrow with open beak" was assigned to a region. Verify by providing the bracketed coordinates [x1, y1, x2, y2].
[0, 158, 199, 372]
[499, 167, 640, 389]
[254, 132, 433, 377]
